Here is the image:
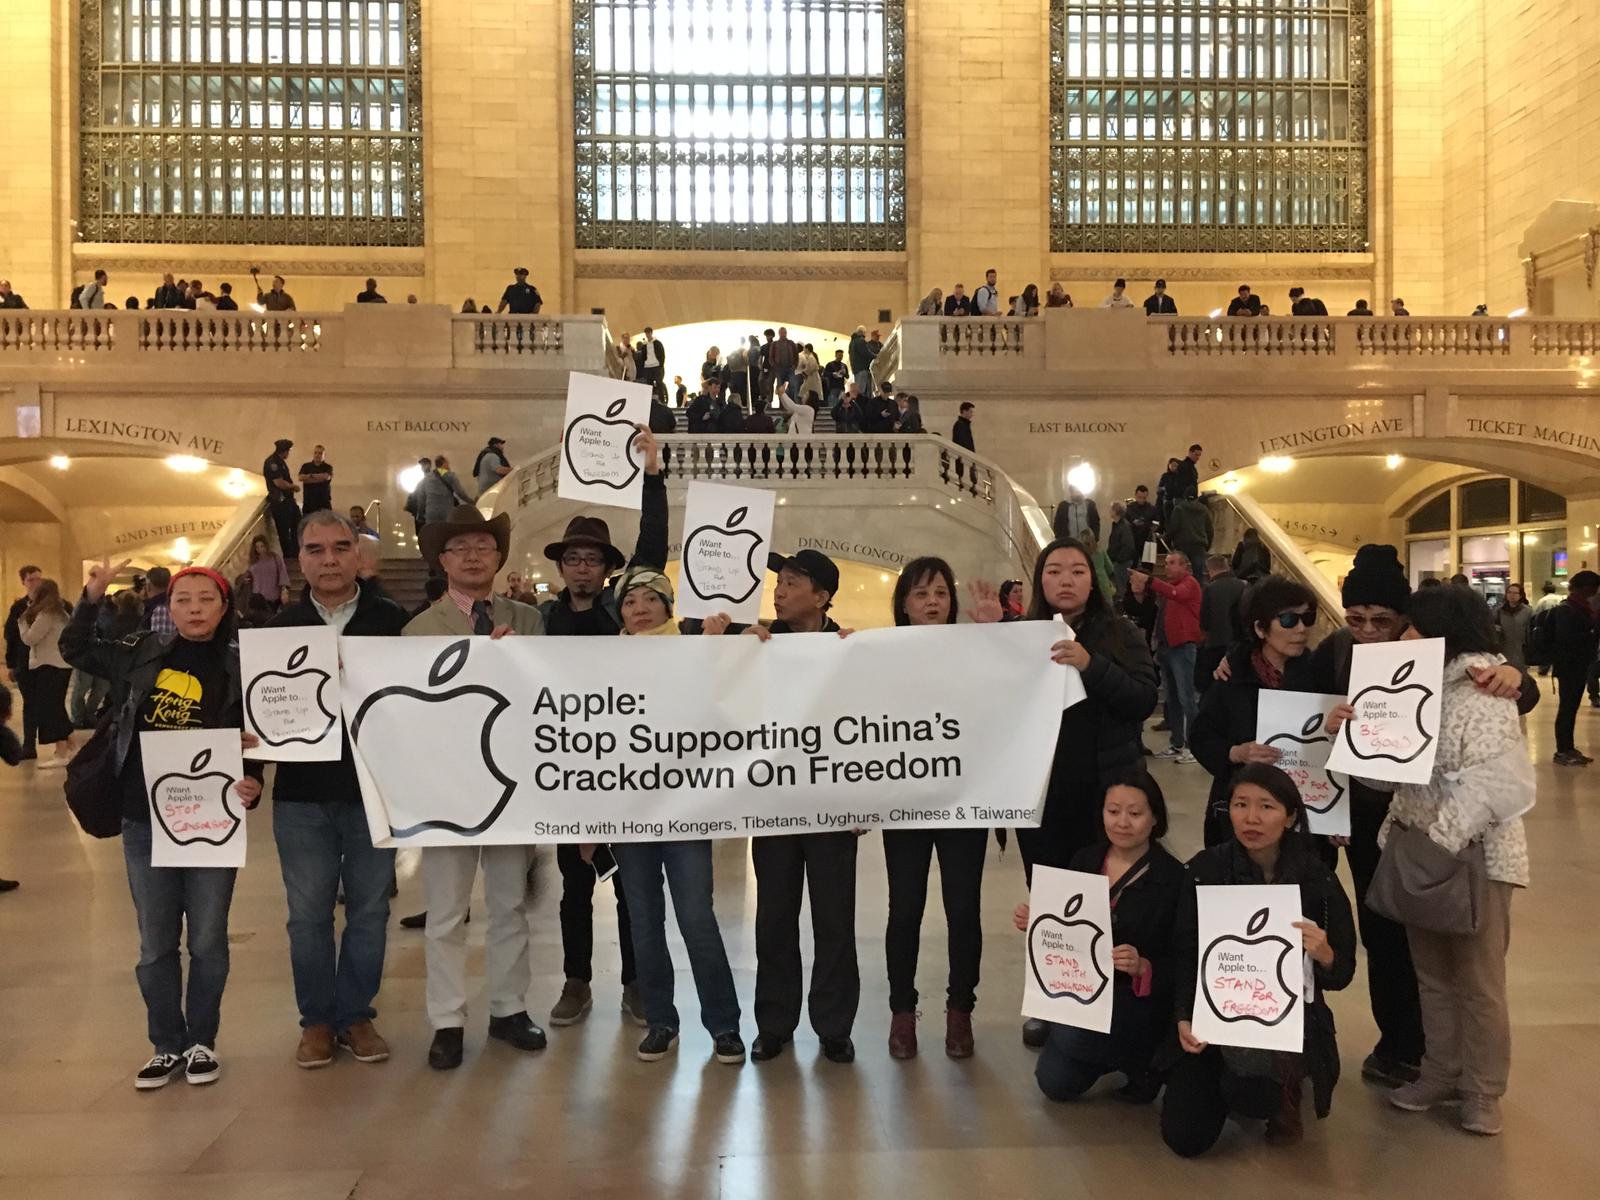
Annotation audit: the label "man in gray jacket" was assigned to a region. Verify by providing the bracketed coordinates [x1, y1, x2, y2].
[415, 455, 473, 531]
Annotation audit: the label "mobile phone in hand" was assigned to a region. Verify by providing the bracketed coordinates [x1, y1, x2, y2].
[590, 845, 618, 882]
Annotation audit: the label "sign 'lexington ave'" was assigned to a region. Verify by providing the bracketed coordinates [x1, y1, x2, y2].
[340, 623, 1067, 847]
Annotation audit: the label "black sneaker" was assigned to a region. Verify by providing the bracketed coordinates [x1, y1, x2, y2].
[820, 1036, 855, 1064]
[750, 1032, 790, 1062]
[487, 1011, 547, 1052]
[184, 1045, 221, 1086]
[637, 1026, 679, 1062]
[134, 1052, 187, 1090]
[1553, 751, 1587, 766]
[1361, 1052, 1422, 1088]
[713, 1031, 746, 1064]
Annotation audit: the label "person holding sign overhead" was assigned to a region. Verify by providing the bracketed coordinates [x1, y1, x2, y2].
[1016, 771, 1184, 1103]
[266, 510, 410, 1070]
[1018, 539, 1159, 1049]
[882, 558, 1003, 1060]
[1324, 585, 1534, 1137]
[1189, 577, 1320, 848]
[61, 562, 264, 1091]
[1162, 764, 1355, 1157]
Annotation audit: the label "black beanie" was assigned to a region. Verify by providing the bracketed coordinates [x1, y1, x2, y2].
[1342, 544, 1410, 612]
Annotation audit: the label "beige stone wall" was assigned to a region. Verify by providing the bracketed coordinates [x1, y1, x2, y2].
[4, 2, 1596, 323]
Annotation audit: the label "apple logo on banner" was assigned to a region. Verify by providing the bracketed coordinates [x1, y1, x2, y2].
[1265, 711, 1346, 815]
[350, 639, 515, 838]
[245, 643, 335, 747]
[683, 505, 765, 605]
[1201, 907, 1297, 1027]
[1345, 659, 1435, 765]
[151, 748, 243, 847]
[564, 397, 642, 490]
[1027, 894, 1110, 1004]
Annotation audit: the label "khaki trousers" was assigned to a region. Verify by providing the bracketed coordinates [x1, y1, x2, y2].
[1406, 880, 1514, 1097]
[422, 845, 536, 1029]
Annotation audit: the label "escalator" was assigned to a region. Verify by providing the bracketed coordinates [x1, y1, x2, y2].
[1203, 491, 1344, 641]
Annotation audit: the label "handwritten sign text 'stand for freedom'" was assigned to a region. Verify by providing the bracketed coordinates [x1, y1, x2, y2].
[1189, 884, 1305, 1053]
[240, 626, 342, 762]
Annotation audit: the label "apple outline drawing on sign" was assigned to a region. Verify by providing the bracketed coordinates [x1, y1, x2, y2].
[1264, 710, 1347, 815]
[349, 639, 516, 838]
[150, 747, 243, 847]
[1200, 906, 1298, 1027]
[563, 397, 643, 490]
[1342, 659, 1435, 765]
[683, 505, 765, 604]
[1026, 893, 1111, 1005]
[245, 642, 336, 747]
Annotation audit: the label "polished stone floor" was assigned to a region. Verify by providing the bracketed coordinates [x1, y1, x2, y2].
[1, 692, 1596, 1199]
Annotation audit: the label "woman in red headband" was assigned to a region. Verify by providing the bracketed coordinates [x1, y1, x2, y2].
[62, 558, 262, 1092]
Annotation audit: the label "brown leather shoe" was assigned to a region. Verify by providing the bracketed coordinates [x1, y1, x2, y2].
[888, 1011, 918, 1060]
[945, 1009, 975, 1059]
[1266, 1069, 1304, 1146]
[296, 1024, 335, 1069]
[338, 1020, 390, 1064]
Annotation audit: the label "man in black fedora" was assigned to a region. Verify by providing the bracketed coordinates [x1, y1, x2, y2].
[741, 547, 861, 1064]
[405, 503, 547, 1071]
[539, 427, 666, 1029]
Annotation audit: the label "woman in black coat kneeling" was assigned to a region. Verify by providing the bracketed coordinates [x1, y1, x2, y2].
[1162, 764, 1356, 1156]
[1014, 771, 1183, 1103]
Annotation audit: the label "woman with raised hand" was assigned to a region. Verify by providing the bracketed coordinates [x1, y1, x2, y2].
[604, 566, 746, 1068]
[1325, 584, 1534, 1137]
[1162, 764, 1355, 1157]
[1189, 576, 1319, 847]
[1014, 771, 1183, 1102]
[61, 560, 263, 1091]
[1019, 539, 1159, 1048]
[882, 558, 1002, 1060]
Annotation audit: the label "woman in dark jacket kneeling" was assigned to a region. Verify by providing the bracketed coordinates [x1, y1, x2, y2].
[1020, 538, 1159, 1047]
[1014, 771, 1183, 1102]
[1162, 764, 1356, 1156]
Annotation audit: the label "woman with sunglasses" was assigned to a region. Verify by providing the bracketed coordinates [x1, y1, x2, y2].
[1188, 576, 1320, 847]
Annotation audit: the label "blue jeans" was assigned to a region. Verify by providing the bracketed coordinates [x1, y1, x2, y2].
[121, 817, 237, 1054]
[1161, 642, 1199, 750]
[615, 841, 740, 1036]
[273, 799, 395, 1030]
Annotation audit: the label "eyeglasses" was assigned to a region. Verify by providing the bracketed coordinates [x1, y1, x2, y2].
[1346, 613, 1398, 632]
[561, 553, 607, 569]
[1273, 610, 1316, 630]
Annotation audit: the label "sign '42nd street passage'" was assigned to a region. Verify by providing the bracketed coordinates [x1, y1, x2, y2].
[340, 623, 1068, 848]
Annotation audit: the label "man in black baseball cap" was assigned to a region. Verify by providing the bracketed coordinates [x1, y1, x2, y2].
[742, 545, 857, 1063]
[472, 436, 511, 499]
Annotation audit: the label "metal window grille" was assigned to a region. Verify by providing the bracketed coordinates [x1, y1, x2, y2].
[573, 0, 906, 251]
[1050, 0, 1368, 253]
[78, 0, 423, 246]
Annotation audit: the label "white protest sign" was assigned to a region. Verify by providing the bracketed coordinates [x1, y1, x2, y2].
[142, 729, 249, 867]
[1021, 867, 1114, 1032]
[677, 482, 774, 625]
[1324, 637, 1445, 785]
[1190, 884, 1304, 1052]
[1257, 690, 1350, 837]
[558, 371, 652, 509]
[240, 626, 342, 761]
[341, 622, 1064, 847]
[1052, 614, 1087, 710]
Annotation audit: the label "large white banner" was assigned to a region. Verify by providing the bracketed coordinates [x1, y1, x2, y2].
[340, 622, 1066, 847]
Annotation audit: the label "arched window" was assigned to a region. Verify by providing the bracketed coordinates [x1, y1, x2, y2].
[78, 0, 423, 246]
[1050, 0, 1368, 253]
[573, 0, 906, 251]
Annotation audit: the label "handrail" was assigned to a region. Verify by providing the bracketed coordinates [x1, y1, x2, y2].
[194, 496, 270, 581]
[1203, 490, 1344, 640]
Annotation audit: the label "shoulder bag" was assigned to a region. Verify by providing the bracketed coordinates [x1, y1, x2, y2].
[63, 707, 125, 838]
[1365, 820, 1487, 936]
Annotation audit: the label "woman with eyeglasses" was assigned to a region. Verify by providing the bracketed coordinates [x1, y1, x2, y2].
[1188, 576, 1320, 848]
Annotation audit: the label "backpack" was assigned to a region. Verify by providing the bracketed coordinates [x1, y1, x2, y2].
[1526, 606, 1557, 668]
[64, 708, 125, 838]
[69, 284, 84, 309]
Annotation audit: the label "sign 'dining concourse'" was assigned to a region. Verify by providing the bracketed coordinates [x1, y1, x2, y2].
[341, 622, 1068, 848]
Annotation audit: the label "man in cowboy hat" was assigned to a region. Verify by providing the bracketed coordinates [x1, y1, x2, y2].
[741, 548, 861, 1064]
[405, 504, 547, 1071]
[539, 427, 665, 1029]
